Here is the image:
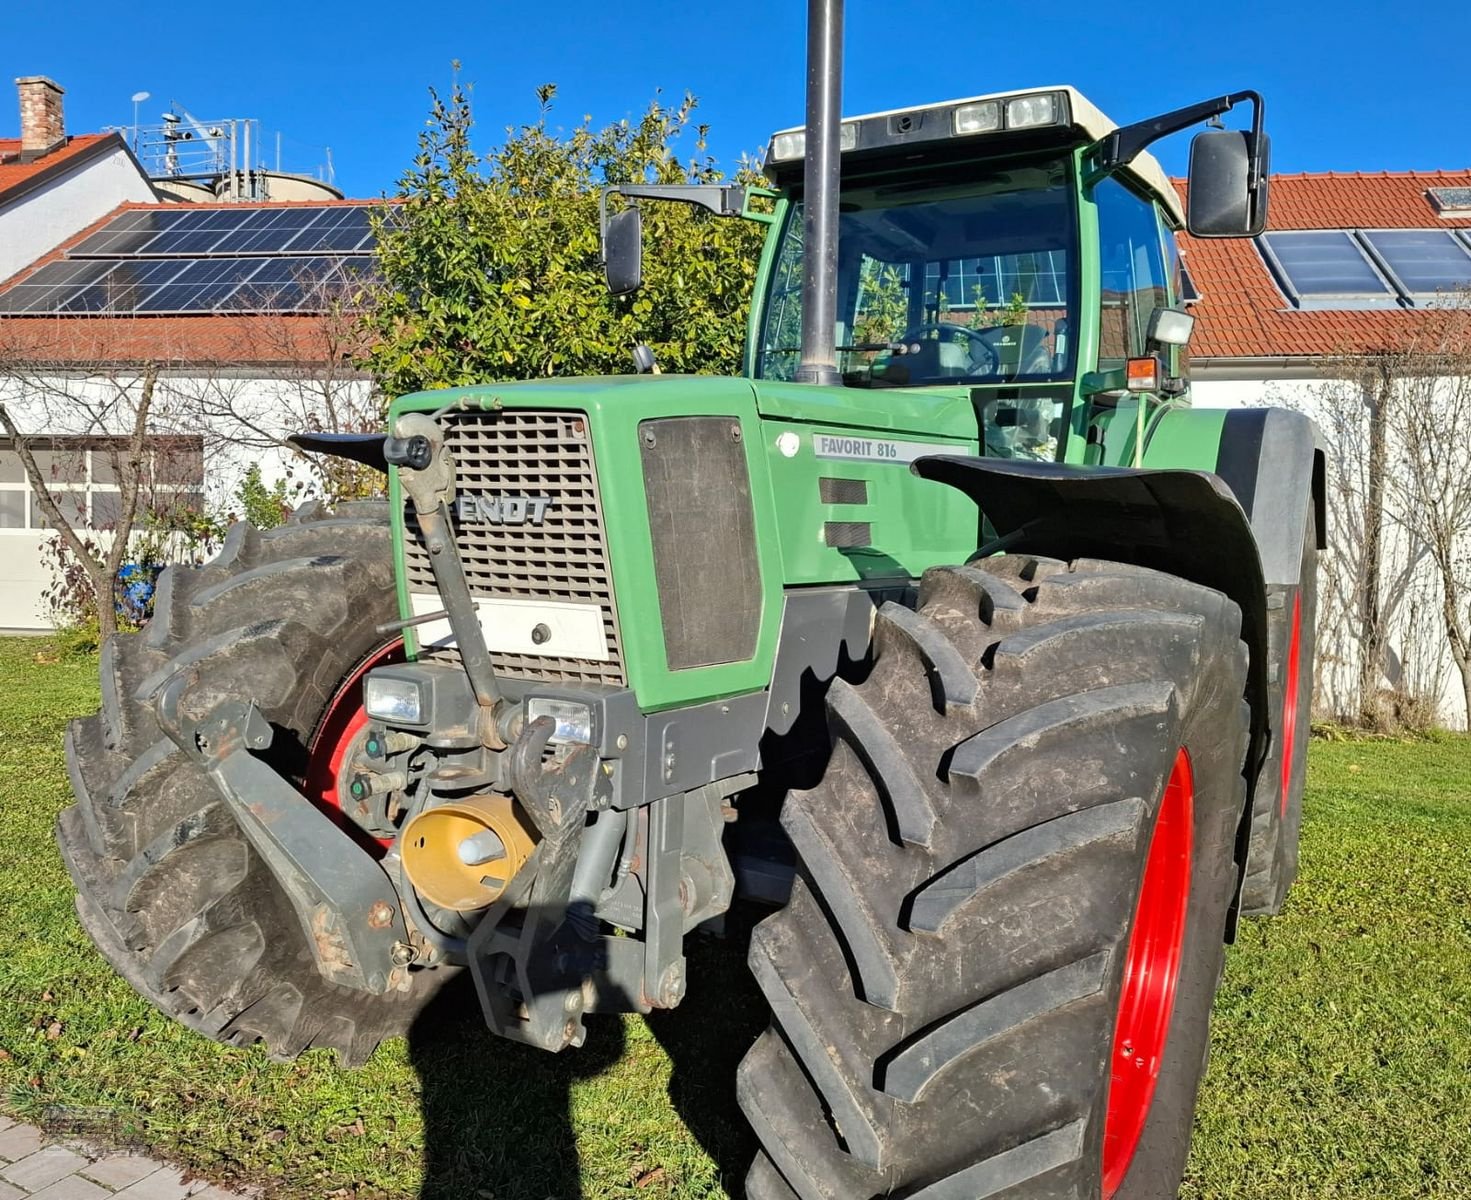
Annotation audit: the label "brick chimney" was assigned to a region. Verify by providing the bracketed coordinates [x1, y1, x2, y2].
[16, 76, 65, 162]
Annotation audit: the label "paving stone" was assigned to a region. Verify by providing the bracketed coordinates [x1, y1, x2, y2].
[1, 1145, 89, 1191]
[0, 1124, 42, 1163]
[81, 1155, 161, 1189]
[0, 1120, 250, 1198]
[114, 1166, 194, 1200]
[29, 1175, 111, 1200]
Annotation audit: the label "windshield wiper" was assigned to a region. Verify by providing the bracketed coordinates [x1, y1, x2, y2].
[773, 341, 922, 354]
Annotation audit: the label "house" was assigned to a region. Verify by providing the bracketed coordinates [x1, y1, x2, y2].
[1178, 170, 1471, 728]
[0, 77, 156, 283]
[0, 204, 380, 632]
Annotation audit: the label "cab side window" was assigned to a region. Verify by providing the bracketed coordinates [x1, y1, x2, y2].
[1094, 178, 1168, 366]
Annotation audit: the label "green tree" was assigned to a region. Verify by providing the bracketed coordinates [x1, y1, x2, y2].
[362, 79, 765, 396]
[235, 463, 289, 530]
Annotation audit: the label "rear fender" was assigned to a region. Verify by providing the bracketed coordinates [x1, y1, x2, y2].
[1146, 406, 1326, 586]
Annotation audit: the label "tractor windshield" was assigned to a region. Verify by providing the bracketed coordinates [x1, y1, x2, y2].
[755, 161, 1077, 389]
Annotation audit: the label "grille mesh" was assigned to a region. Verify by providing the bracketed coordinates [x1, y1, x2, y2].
[819, 476, 868, 505]
[824, 521, 872, 548]
[401, 409, 624, 685]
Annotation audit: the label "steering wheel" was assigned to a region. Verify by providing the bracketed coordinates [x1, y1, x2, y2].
[901, 322, 1001, 375]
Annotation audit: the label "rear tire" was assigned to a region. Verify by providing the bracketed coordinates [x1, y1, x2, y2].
[738, 557, 1250, 1199]
[1239, 511, 1318, 916]
[57, 502, 451, 1064]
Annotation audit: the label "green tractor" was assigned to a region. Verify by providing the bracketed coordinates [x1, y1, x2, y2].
[58, 4, 1322, 1196]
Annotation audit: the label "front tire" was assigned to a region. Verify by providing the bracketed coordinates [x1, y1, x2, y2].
[738, 557, 1250, 1199]
[57, 502, 451, 1064]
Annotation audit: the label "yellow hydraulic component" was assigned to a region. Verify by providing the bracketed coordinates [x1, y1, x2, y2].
[401, 793, 539, 912]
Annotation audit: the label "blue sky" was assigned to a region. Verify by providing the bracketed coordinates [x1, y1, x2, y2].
[6, 0, 1468, 198]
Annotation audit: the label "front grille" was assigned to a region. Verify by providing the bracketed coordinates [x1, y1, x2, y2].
[401, 409, 625, 685]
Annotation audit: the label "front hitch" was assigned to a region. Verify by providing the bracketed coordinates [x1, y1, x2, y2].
[466, 716, 639, 1051]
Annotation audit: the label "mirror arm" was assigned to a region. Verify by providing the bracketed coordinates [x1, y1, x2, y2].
[1088, 90, 1265, 185]
[598, 183, 748, 244]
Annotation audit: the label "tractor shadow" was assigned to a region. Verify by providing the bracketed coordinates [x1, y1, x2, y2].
[408, 976, 623, 1200]
[644, 909, 770, 1189]
[407, 909, 768, 1200]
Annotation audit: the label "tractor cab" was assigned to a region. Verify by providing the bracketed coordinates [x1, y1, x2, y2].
[753, 86, 1255, 462]
[604, 84, 1266, 463]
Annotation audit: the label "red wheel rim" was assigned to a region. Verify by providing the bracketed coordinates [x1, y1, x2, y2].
[302, 640, 404, 856]
[1278, 593, 1303, 817]
[1102, 748, 1194, 1197]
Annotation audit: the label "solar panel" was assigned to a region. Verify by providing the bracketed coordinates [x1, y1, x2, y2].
[71, 226, 165, 257]
[68, 205, 382, 259]
[0, 201, 385, 315]
[287, 207, 375, 253]
[0, 254, 374, 315]
[106, 208, 194, 234]
[1362, 230, 1471, 297]
[190, 209, 258, 232]
[1259, 231, 1395, 303]
[0, 259, 114, 312]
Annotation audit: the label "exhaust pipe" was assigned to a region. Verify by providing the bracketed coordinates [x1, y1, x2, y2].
[793, 0, 843, 387]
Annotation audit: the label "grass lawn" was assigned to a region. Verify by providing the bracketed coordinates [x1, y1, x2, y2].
[2, 634, 1469, 1199]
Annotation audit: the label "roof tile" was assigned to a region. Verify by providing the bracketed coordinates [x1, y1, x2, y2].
[0, 134, 117, 202]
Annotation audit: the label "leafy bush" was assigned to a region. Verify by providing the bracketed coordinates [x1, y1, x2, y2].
[236, 464, 290, 530]
[362, 79, 765, 396]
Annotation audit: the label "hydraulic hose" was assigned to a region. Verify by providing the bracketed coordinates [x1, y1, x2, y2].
[566, 808, 629, 942]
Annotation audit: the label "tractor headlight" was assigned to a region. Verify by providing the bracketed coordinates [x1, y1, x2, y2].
[1005, 93, 1059, 129]
[952, 100, 1002, 135]
[771, 131, 805, 161]
[364, 675, 425, 726]
[526, 697, 594, 746]
[770, 122, 857, 162]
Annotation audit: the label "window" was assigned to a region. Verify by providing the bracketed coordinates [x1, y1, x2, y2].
[0, 437, 204, 536]
[1180, 265, 1200, 303]
[1259, 231, 1396, 305]
[1259, 227, 1471, 309]
[755, 162, 1077, 387]
[1428, 187, 1471, 218]
[1094, 177, 1169, 363]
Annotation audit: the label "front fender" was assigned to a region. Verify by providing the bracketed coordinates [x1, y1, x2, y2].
[911, 455, 1270, 928]
[287, 431, 389, 472]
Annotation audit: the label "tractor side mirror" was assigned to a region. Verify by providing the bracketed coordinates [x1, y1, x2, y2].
[603, 207, 644, 296]
[1187, 128, 1270, 238]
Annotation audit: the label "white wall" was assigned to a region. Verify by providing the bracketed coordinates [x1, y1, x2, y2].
[0, 369, 375, 630]
[0, 145, 155, 283]
[1191, 376, 1323, 410]
[1191, 372, 1469, 730]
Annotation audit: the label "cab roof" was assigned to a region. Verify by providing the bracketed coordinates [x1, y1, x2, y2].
[767, 85, 1186, 227]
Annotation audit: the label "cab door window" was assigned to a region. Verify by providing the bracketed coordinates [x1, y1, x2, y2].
[1094, 177, 1169, 366]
